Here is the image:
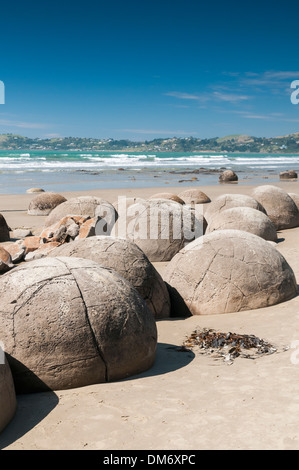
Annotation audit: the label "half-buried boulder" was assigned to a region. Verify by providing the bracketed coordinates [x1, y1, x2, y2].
[206, 206, 277, 242]
[28, 192, 67, 216]
[204, 193, 266, 224]
[0, 355, 17, 432]
[0, 257, 157, 393]
[149, 193, 185, 204]
[178, 188, 211, 204]
[252, 185, 299, 230]
[48, 236, 171, 319]
[124, 199, 206, 262]
[164, 229, 297, 316]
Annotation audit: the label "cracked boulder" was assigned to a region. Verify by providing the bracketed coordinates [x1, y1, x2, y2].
[43, 196, 117, 235]
[0, 257, 157, 393]
[121, 199, 206, 262]
[204, 193, 266, 224]
[0, 355, 17, 432]
[206, 206, 277, 242]
[28, 192, 67, 216]
[48, 235, 171, 319]
[163, 229, 297, 316]
[252, 185, 299, 230]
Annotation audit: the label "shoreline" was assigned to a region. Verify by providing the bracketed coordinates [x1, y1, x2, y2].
[1, 179, 299, 450]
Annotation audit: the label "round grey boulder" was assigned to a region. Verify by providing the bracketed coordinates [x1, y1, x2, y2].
[48, 236, 171, 319]
[149, 192, 185, 204]
[0, 355, 17, 433]
[252, 185, 299, 230]
[280, 170, 298, 180]
[164, 229, 297, 316]
[125, 199, 206, 262]
[28, 192, 67, 216]
[206, 206, 277, 241]
[219, 170, 238, 183]
[204, 193, 266, 224]
[0, 257, 157, 393]
[178, 188, 211, 204]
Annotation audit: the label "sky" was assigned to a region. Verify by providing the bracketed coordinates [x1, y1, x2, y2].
[1, 0, 299, 140]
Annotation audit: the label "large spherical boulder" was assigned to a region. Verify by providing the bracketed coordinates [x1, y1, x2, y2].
[164, 230, 297, 316]
[123, 199, 206, 262]
[0, 257, 157, 393]
[252, 185, 299, 230]
[43, 196, 117, 234]
[149, 193, 185, 204]
[178, 188, 211, 204]
[204, 193, 266, 224]
[206, 206, 277, 242]
[219, 170, 238, 183]
[0, 214, 10, 242]
[28, 192, 67, 216]
[0, 356, 17, 432]
[48, 236, 171, 319]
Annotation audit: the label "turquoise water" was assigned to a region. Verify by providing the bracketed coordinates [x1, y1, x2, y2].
[0, 150, 298, 194]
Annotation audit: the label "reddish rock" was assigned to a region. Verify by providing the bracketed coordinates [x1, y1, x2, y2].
[0, 247, 14, 273]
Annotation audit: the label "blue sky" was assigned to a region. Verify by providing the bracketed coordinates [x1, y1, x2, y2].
[1, 0, 299, 140]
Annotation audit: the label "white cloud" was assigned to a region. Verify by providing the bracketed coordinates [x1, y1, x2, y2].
[0, 119, 48, 129]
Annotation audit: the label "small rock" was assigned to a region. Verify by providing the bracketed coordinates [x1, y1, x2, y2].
[11, 228, 32, 239]
[26, 188, 45, 193]
[0, 247, 14, 273]
[219, 170, 238, 183]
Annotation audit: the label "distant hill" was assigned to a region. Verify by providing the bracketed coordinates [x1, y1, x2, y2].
[0, 132, 298, 153]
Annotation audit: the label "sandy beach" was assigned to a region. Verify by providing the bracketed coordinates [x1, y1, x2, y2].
[1, 180, 299, 450]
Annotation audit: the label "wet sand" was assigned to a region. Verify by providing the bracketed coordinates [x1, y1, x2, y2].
[1, 180, 299, 450]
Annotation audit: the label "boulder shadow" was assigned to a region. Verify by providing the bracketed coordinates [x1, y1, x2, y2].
[0, 356, 59, 450]
[123, 341, 195, 381]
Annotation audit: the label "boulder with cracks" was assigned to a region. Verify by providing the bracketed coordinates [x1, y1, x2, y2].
[0, 257, 157, 393]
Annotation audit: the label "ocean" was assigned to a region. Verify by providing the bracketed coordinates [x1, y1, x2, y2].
[0, 150, 298, 194]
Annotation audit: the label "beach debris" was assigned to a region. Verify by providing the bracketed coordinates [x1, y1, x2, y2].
[27, 192, 67, 216]
[0, 213, 10, 242]
[183, 328, 277, 364]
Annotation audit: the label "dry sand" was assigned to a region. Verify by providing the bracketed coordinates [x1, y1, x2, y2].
[1, 181, 299, 450]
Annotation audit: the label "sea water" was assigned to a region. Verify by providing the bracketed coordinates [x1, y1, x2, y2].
[0, 150, 298, 194]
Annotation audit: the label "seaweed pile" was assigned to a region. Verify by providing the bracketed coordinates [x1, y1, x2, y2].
[182, 328, 277, 364]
